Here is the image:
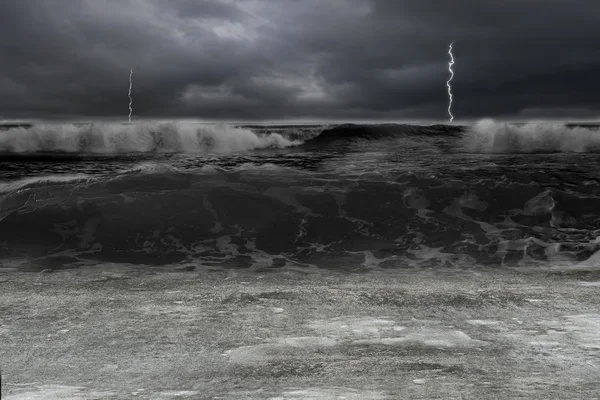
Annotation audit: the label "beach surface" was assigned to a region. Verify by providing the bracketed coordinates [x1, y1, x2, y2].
[1, 265, 600, 399]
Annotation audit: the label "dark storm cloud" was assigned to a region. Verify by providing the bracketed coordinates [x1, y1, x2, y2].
[168, 0, 245, 20]
[1, 0, 600, 121]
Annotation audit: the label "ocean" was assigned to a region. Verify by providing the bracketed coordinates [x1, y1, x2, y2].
[2, 119, 600, 399]
[0, 119, 599, 272]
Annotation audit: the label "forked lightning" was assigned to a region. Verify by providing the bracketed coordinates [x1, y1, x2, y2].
[447, 42, 454, 123]
[128, 68, 133, 122]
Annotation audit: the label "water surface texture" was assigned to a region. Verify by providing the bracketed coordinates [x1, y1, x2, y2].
[1, 119, 599, 272]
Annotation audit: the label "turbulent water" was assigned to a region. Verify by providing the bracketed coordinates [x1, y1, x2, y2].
[1, 119, 600, 271]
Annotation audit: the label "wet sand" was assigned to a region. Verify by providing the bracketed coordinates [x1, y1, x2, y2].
[1, 265, 600, 399]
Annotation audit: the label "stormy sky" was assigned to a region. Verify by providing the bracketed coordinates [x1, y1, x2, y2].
[1, 0, 600, 121]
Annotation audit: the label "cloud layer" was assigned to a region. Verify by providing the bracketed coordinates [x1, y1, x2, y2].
[1, 0, 600, 121]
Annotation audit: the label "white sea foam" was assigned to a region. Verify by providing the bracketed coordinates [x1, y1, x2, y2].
[0, 121, 300, 153]
[0, 174, 94, 195]
[463, 119, 600, 153]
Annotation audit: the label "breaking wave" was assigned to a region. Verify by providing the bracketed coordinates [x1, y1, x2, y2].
[0, 121, 299, 154]
[5, 119, 600, 155]
[463, 119, 600, 153]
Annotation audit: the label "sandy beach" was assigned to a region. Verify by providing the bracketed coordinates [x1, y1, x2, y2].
[1, 265, 600, 399]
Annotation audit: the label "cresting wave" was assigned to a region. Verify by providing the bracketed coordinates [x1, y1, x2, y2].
[1, 119, 600, 153]
[462, 119, 600, 153]
[0, 121, 299, 154]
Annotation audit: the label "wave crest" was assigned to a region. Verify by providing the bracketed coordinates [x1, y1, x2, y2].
[0, 122, 299, 154]
[463, 119, 600, 153]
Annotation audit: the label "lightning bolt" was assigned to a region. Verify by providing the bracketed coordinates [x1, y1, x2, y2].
[128, 68, 133, 123]
[446, 42, 455, 123]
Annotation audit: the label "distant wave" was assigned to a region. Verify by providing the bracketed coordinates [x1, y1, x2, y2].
[463, 119, 600, 153]
[306, 123, 464, 144]
[0, 121, 299, 154]
[238, 125, 326, 142]
[0, 121, 467, 154]
[3, 120, 600, 155]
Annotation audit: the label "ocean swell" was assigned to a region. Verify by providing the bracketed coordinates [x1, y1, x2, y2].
[1, 166, 598, 270]
[307, 123, 464, 144]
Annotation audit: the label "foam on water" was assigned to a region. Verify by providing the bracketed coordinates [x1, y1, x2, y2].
[463, 119, 600, 153]
[0, 174, 95, 195]
[0, 121, 299, 153]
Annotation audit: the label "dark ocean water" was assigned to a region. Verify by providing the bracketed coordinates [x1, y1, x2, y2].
[1, 119, 600, 271]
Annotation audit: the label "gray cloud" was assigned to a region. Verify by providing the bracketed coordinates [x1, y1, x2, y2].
[1, 0, 599, 121]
